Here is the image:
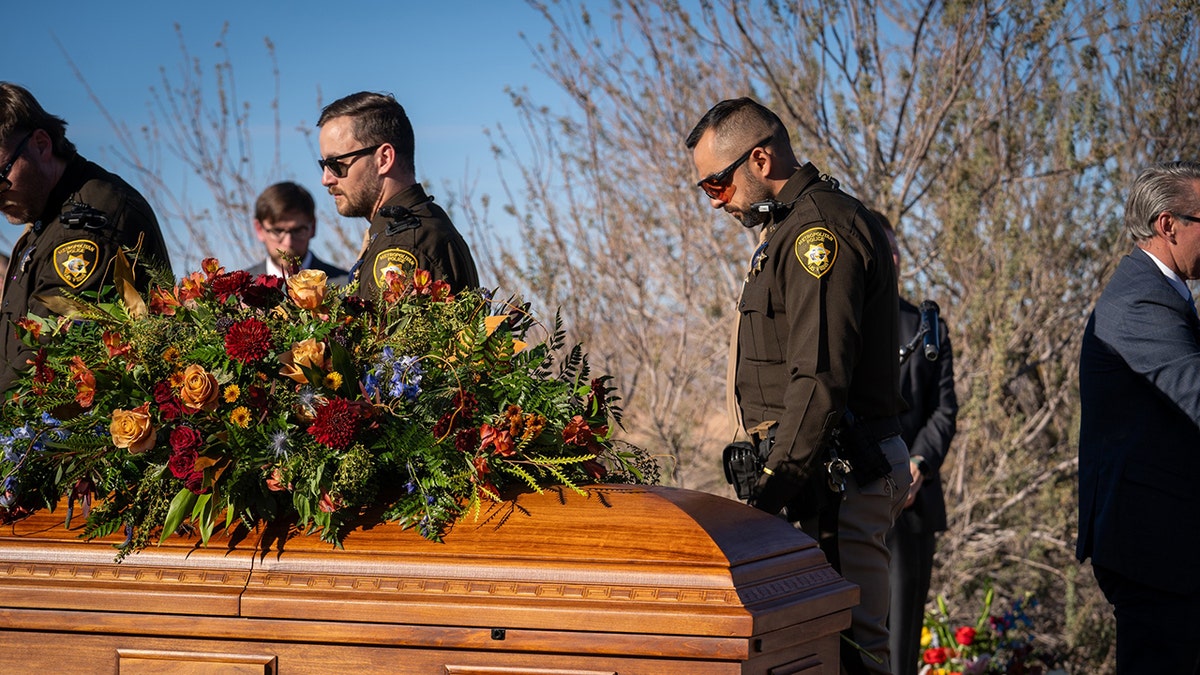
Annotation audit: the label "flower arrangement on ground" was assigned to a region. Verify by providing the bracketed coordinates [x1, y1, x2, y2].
[0, 255, 657, 559]
[920, 587, 1059, 675]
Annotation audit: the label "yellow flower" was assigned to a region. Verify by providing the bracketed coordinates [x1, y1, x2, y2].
[921, 625, 932, 648]
[286, 269, 328, 310]
[223, 384, 240, 403]
[323, 372, 344, 391]
[110, 402, 157, 454]
[168, 370, 186, 388]
[230, 406, 252, 428]
[162, 346, 180, 364]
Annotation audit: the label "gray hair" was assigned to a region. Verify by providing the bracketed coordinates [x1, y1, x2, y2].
[1125, 161, 1200, 242]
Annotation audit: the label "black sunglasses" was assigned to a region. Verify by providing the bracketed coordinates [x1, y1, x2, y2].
[696, 136, 773, 201]
[318, 144, 382, 178]
[0, 132, 34, 192]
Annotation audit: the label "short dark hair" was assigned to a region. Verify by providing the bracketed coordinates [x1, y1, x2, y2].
[685, 97, 787, 152]
[0, 82, 76, 159]
[317, 91, 415, 174]
[254, 181, 315, 223]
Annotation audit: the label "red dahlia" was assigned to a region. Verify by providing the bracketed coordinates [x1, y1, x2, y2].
[224, 318, 272, 363]
[307, 397, 363, 450]
[211, 270, 251, 302]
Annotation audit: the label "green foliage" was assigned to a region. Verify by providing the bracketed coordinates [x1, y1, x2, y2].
[0, 262, 658, 558]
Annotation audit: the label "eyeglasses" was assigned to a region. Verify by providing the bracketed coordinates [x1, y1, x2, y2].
[1173, 212, 1200, 225]
[318, 144, 382, 178]
[696, 136, 772, 201]
[261, 223, 314, 239]
[0, 132, 34, 193]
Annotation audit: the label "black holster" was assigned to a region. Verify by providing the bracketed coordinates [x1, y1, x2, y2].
[722, 428, 773, 502]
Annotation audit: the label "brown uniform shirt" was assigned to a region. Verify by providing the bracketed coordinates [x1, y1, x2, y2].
[736, 163, 904, 487]
[0, 156, 172, 393]
[350, 183, 479, 302]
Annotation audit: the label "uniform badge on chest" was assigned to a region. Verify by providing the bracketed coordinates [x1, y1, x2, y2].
[53, 239, 100, 288]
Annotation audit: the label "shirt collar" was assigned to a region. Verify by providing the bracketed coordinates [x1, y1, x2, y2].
[1142, 248, 1193, 304]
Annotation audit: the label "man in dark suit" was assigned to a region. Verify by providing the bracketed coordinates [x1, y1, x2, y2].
[1078, 161, 1200, 673]
[248, 181, 348, 285]
[878, 213, 958, 675]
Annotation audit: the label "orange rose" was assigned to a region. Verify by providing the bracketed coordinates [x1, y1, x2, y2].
[179, 364, 219, 412]
[110, 402, 157, 454]
[279, 338, 326, 384]
[286, 269, 328, 310]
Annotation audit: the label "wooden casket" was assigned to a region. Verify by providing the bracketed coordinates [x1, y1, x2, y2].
[0, 485, 856, 674]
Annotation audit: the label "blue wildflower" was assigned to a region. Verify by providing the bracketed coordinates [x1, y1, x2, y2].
[270, 430, 291, 458]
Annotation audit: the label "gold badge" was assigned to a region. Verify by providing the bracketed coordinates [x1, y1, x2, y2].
[53, 240, 101, 288]
[794, 227, 838, 278]
[372, 248, 418, 287]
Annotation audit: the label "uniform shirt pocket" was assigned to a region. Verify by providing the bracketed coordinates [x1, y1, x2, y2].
[738, 282, 784, 363]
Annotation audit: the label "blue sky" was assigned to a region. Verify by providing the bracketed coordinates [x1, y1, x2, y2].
[7, 0, 560, 272]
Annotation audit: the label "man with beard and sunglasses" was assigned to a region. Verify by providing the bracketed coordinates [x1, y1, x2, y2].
[0, 83, 171, 396]
[317, 92, 477, 302]
[687, 97, 909, 675]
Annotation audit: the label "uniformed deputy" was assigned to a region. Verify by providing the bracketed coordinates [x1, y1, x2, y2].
[688, 98, 910, 675]
[316, 91, 477, 301]
[0, 83, 172, 395]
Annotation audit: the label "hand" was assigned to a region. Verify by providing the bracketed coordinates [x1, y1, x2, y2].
[904, 461, 924, 509]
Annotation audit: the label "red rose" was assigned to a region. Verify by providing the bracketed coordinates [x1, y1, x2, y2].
[169, 425, 203, 454]
[955, 625, 976, 646]
[923, 647, 949, 665]
[167, 446, 198, 480]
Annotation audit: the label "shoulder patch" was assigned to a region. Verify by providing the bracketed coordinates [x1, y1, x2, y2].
[794, 227, 838, 278]
[53, 239, 101, 288]
[372, 248, 418, 287]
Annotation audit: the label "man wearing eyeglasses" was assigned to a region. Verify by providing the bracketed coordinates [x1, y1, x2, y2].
[0, 82, 171, 395]
[1079, 161, 1200, 673]
[316, 92, 477, 302]
[248, 181, 348, 284]
[687, 97, 909, 674]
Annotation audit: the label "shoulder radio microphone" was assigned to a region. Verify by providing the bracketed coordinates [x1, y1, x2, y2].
[919, 300, 941, 361]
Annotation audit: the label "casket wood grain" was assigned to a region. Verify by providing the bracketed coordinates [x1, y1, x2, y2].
[0, 485, 855, 674]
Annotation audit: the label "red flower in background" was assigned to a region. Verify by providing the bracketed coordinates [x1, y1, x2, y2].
[30, 349, 54, 395]
[955, 625, 976, 646]
[923, 647, 950, 665]
[149, 287, 181, 316]
[211, 270, 252, 302]
[479, 423, 516, 457]
[307, 397, 365, 450]
[224, 318, 272, 363]
[70, 356, 96, 408]
[102, 331, 131, 358]
[242, 274, 284, 308]
[178, 272, 206, 302]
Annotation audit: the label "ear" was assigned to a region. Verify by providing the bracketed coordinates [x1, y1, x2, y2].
[1155, 211, 1178, 242]
[252, 219, 270, 244]
[748, 145, 774, 181]
[375, 143, 396, 175]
